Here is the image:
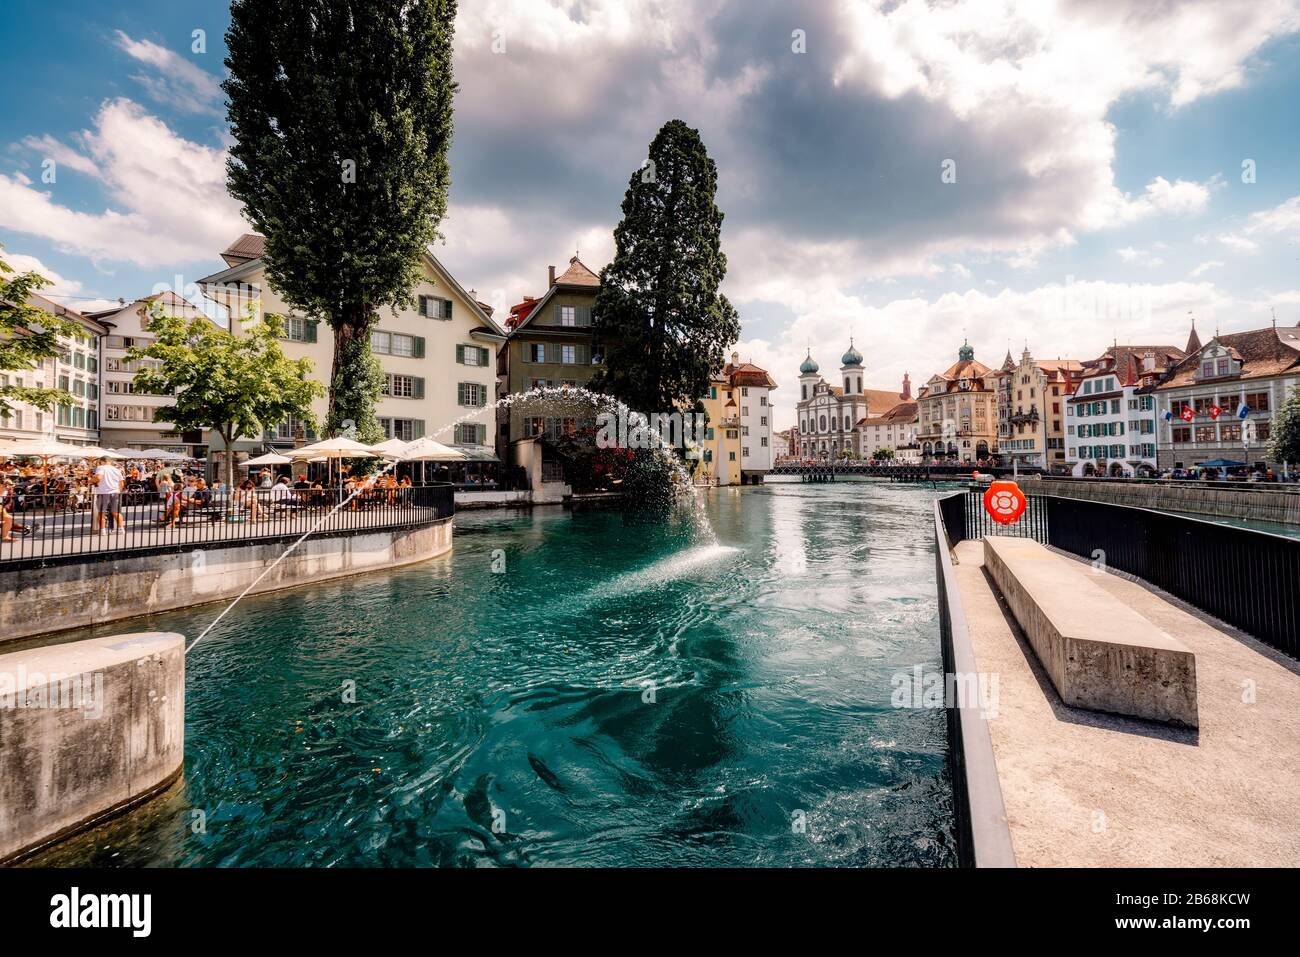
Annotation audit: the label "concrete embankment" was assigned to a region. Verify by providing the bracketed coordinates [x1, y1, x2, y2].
[1, 517, 452, 644]
[0, 631, 184, 864]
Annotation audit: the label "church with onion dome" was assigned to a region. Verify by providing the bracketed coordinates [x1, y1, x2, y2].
[793, 339, 915, 460]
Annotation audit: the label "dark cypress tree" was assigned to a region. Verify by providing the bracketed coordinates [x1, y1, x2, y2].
[593, 119, 741, 414]
[224, 0, 457, 441]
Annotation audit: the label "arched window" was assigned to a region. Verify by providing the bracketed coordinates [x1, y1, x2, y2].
[819, 415, 827, 431]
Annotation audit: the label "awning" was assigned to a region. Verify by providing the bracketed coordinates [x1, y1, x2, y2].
[454, 445, 500, 463]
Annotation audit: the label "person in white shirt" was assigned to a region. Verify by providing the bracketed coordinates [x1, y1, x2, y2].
[93, 458, 125, 534]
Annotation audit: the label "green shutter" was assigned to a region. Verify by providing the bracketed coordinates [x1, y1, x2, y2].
[457, 383, 466, 405]
[413, 377, 424, 400]
[305, 319, 318, 343]
[456, 344, 465, 364]
[418, 295, 429, 317]
[479, 346, 490, 365]
[555, 304, 564, 324]
[577, 305, 592, 326]
[413, 336, 425, 358]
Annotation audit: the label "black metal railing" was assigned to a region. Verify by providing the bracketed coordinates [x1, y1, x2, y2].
[939, 490, 1300, 658]
[0, 482, 455, 567]
[933, 500, 1016, 868]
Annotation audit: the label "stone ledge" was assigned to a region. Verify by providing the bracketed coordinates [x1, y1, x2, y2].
[0, 632, 185, 864]
[983, 537, 1198, 727]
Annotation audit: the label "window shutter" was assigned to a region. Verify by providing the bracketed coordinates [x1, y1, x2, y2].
[413, 336, 425, 359]
[414, 377, 425, 400]
[441, 299, 453, 319]
[457, 383, 466, 405]
[418, 295, 429, 317]
[414, 420, 425, 439]
[577, 344, 589, 365]
[453, 423, 462, 443]
[577, 305, 591, 326]
[456, 344, 465, 364]
[479, 346, 490, 366]
[555, 304, 564, 324]
[305, 319, 318, 343]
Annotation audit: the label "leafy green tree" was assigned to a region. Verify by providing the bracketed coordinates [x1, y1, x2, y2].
[0, 252, 76, 418]
[1269, 384, 1300, 467]
[873, 447, 895, 460]
[223, 0, 457, 441]
[127, 309, 324, 492]
[593, 119, 741, 413]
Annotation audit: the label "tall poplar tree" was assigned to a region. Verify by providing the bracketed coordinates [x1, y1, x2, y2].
[223, 0, 457, 441]
[593, 119, 741, 413]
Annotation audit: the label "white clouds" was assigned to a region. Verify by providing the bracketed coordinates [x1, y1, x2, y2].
[0, 251, 120, 311]
[1244, 194, 1300, 237]
[1190, 260, 1225, 277]
[112, 31, 224, 115]
[1218, 233, 1259, 253]
[1117, 246, 1165, 267]
[0, 98, 244, 268]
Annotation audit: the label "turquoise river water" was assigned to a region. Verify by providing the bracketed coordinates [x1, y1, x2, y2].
[30, 482, 957, 867]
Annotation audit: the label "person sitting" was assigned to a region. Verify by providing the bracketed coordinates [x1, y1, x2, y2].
[233, 478, 261, 522]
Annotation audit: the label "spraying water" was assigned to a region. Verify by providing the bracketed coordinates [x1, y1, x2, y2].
[189, 387, 716, 652]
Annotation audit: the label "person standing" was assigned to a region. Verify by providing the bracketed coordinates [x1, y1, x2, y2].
[92, 457, 125, 535]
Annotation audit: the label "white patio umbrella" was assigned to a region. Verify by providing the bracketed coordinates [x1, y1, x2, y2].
[397, 437, 467, 485]
[288, 436, 381, 488]
[243, 452, 293, 467]
[370, 438, 412, 459]
[80, 446, 127, 460]
[0, 437, 91, 491]
[397, 437, 467, 461]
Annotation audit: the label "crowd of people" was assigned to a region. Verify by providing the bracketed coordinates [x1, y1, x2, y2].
[0, 453, 421, 543]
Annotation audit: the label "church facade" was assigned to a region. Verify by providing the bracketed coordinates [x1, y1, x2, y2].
[794, 341, 915, 460]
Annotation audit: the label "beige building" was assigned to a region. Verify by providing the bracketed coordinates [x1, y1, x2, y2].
[198, 235, 506, 457]
[996, 346, 1083, 470]
[86, 291, 209, 455]
[1155, 320, 1300, 470]
[0, 291, 106, 447]
[917, 340, 998, 463]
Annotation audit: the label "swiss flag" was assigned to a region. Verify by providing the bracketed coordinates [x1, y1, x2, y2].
[1180, 406, 1195, 422]
[1210, 404, 1223, 420]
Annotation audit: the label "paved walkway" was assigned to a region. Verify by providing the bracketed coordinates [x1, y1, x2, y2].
[953, 538, 1300, 867]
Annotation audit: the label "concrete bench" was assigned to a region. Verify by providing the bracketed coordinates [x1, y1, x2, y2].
[983, 537, 1198, 727]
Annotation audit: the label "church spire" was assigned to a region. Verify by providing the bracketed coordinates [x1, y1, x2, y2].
[1185, 313, 1202, 354]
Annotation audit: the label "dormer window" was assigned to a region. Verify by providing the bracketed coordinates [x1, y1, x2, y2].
[1200, 360, 1214, 378]
[1216, 358, 1230, 376]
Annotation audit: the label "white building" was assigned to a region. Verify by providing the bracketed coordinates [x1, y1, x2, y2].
[722, 352, 778, 482]
[85, 291, 209, 455]
[795, 340, 909, 459]
[198, 234, 507, 460]
[0, 291, 105, 446]
[1066, 344, 1183, 476]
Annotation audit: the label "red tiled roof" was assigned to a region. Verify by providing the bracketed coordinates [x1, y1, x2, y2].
[221, 233, 265, 266]
[1157, 325, 1300, 389]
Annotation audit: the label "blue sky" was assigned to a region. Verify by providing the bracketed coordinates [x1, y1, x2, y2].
[3, 0, 1300, 429]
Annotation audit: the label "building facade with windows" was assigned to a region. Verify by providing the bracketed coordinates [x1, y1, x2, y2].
[0, 291, 106, 446]
[1155, 321, 1300, 470]
[916, 341, 997, 463]
[1065, 343, 1185, 476]
[795, 341, 909, 459]
[996, 347, 1082, 470]
[198, 234, 505, 458]
[86, 291, 209, 455]
[721, 352, 778, 482]
[498, 256, 604, 446]
[695, 371, 743, 485]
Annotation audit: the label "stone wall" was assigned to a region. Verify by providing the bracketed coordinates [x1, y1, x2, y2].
[0, 631, 184, 863]
[1033, 478, 1300, 526]
[1, 518, 453, 644]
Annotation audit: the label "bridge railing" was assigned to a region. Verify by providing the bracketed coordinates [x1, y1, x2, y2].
[933, 499, 1017, 868]
[939, 490, 1300, 658]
